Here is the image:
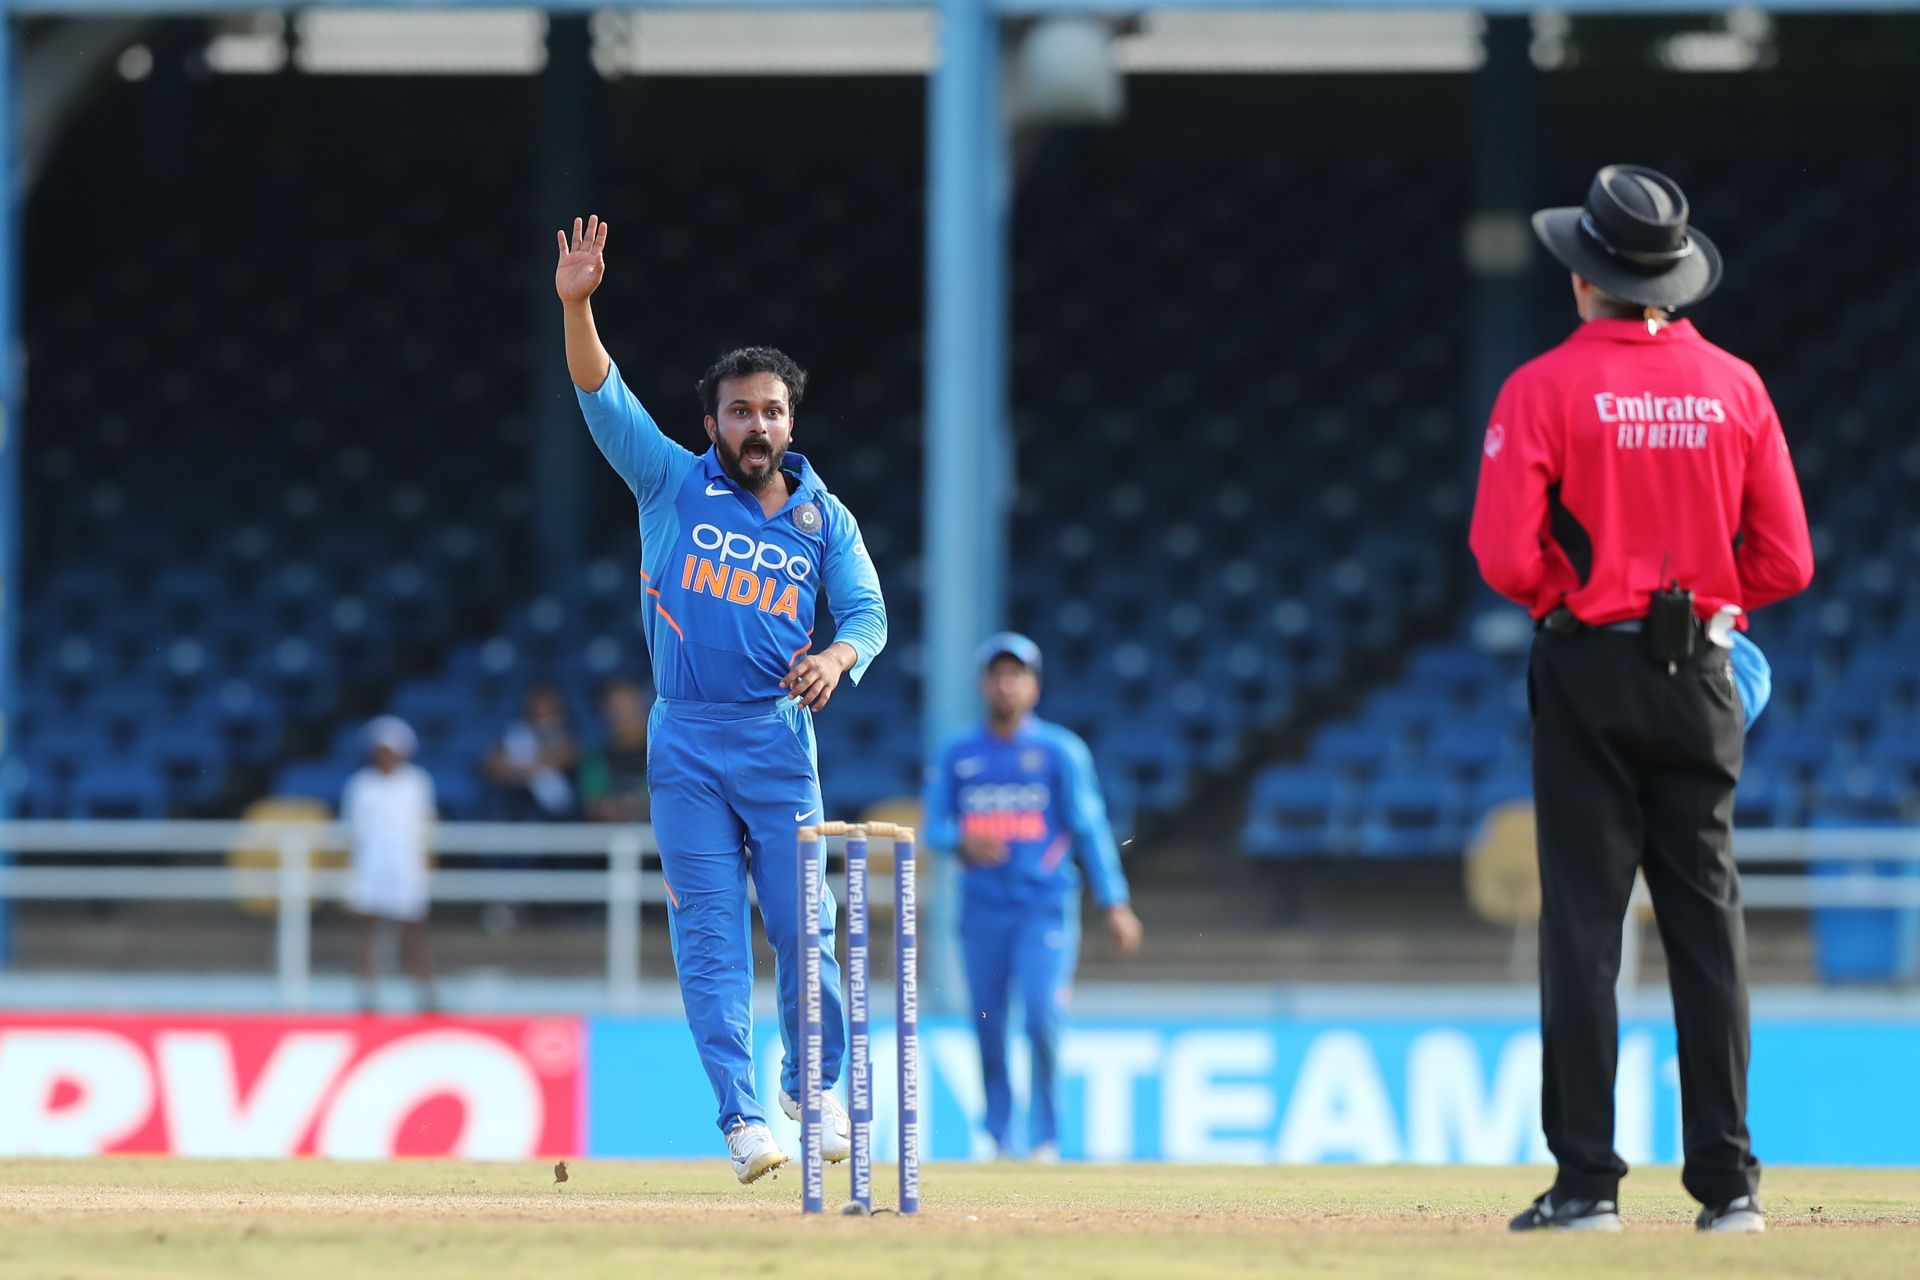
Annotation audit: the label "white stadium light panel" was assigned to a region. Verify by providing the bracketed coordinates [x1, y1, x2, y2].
[292, 8, 549, 76]
[205, 32, 288, 76]
[1115, 11, 1487, 75]
[596, 12, 936, 77]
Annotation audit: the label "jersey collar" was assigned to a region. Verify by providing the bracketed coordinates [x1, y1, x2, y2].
[1572, 317, 1703, 345]
[984, 713, 1038, 742]
[699, 448, 823, 514]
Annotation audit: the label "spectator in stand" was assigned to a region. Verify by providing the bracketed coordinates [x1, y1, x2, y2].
[342, 716, 438, 1014]
[485, 682, 580, 822]
[580, 677, 652, 825]
[481, 682, 581, 933]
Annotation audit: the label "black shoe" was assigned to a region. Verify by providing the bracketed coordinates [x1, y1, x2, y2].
[1695, 1196, 1765, 1234]
[1509, 1191, 1623, 1232]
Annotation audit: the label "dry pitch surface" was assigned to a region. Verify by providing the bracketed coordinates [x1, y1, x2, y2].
[2, 1159, 1916, 1279]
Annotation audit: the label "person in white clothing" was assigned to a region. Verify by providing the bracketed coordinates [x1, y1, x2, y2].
[342, 716, 438, 1014]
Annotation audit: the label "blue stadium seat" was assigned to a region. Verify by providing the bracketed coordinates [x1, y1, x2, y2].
[1310, 723, 1400, 781]
[273, 760, 352, 806]
[1242, 766, 1354, 859]
[69, 760, 167, 817]
[420, 763, 482, 820]
[1426, 722, 1517, 782]
[1814, 762, 1911, 822]
[1732, 765, 1798, 829]
[1468, 767, 1532, 815]
[1357, 772, 1468, 859]
[1749, 723, 1841, 777]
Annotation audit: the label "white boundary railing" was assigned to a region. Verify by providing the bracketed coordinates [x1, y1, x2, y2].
[1731, 829, 1920, 908]
[0, 821, 667, 1010]
[0, 822, 1914, 1008]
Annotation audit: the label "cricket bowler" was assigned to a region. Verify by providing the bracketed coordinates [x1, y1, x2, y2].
[556, 215, 888, 1183]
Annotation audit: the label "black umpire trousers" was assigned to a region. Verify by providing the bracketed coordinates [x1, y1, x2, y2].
[1529, 627, 1761, 1207]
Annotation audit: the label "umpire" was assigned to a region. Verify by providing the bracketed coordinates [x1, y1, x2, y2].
[1470, 165, 1814, 1234]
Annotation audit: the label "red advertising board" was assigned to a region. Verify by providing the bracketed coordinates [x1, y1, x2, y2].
[0, 1014, 582, 1158]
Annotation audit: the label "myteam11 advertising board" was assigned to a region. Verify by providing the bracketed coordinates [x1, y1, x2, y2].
[0, 1014, 1913, 1163]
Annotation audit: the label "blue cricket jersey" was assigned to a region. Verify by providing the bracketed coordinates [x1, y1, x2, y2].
[925, 716, 1130, 908]
[576, 362, 888, 702]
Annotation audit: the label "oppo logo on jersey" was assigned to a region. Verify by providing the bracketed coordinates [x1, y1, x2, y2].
[962, 783, 1050, 812]
[690, 524, 814, 581]
[960, 782, 1051, 842]
[680, 523, 813, 621]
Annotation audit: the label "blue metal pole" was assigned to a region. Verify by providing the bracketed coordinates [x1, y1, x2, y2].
[924, 0, 1007, 768]
[1462, 15, 1536, 440]
[0, 12, 18, 966]
[531, 15, 590, 605]
[924, 0, 1008, 1017]
[975, 12, 1011, 637]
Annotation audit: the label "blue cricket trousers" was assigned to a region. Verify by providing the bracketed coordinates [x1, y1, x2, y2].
[961, 886, 1080, 1153]
[649, 697, 844, 1133]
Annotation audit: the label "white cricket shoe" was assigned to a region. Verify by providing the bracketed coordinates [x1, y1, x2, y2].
[727, 1122, 789, 1185]
[777, 1088, 853, 1163]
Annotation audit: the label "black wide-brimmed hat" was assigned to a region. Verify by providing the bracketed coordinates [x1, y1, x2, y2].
[1533, 164, 1722, 310]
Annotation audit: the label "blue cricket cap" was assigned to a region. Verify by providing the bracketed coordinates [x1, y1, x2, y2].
[976, 632, 1042, 675]
[1728, 631, 1771, 730]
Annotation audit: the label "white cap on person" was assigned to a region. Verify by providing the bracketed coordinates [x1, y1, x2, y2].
[365, 715, 418, 759]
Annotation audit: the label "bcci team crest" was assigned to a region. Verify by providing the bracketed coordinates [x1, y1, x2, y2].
[794, 502, 822, 534]
[1020, 749, 1045, 775]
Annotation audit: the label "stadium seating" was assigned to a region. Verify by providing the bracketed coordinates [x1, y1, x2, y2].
[14, 74, 1914, 873]
[14, 74, 1482, 837]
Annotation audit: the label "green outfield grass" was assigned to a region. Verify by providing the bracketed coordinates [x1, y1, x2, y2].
[2, 1159, 1915, 1279]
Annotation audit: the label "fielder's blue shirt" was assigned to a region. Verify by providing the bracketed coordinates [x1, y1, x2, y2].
[926, 716, 1130, 908]
[577, 362, 888, 702]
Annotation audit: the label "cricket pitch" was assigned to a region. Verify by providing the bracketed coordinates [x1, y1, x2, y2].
[2, 1159, 1916, 1278]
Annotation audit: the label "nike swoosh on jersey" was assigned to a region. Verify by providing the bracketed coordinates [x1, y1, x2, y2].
[795, 808, 820, 822]
[705, 482, 730, 496]
[955, 758, 986, 777]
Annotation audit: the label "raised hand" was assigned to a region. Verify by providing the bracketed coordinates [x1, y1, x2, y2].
[555, 215, 608, 304]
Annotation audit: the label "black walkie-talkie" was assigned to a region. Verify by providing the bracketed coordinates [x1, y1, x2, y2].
[1647, 553, 1695, 675]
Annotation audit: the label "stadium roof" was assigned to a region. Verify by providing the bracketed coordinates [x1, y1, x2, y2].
[5, 0, 1916, 16]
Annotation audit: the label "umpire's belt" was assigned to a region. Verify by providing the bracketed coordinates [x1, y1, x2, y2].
[1539, 607, 1671, 636]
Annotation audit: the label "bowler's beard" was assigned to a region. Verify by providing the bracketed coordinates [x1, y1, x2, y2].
[717, 433, 786, 492]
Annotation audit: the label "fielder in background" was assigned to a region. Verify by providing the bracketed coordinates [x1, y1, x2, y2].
[925, 633, 1143, 1160]
[341, 716, 438, 1015]
[1471, 165, 1813, 1234]
[555, 215, 888, 1184]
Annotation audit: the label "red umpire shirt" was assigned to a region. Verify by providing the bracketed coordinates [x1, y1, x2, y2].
[1469, 318, 1813, 627]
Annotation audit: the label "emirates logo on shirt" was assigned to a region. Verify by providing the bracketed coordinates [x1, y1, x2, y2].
[1596, 391, 1725, 450]
[1483, 423, 1506, 459]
